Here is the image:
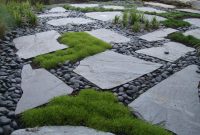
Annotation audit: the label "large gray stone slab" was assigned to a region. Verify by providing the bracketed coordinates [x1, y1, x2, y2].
[184, 18, 200, 27]
[139, 28, 178, 41]
[70, 4, 99, 8]
[74, 51, 162, 89]
[47, 18, 94, 26]
[184, 28, 200, 39]
[136, 42, 195, 62]
[144, 2, 176, 8]
[144, 14, 167, 22]
[85, 11, 122, 21]
[137, 7, 166, 13]
[103, 5, 124, 10]
[129, 65, 200, 135]
[48, 7, 66, 13]
[13, 30, 67, 59]
[15, 65, 73, 114]
[37, 12, 69, 18]
[86, 28, 130, 43]
[11, 126, 114, 135]
[177, 8, 200, 14]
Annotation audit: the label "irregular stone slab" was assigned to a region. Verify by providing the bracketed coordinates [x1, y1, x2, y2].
[184, 28, 200, 39]
[129, 65, 200, 135]
[177, 8, 200, 14]
[144, 2, 176, 8]
[139, 28, 178, 41]
[137, 7, 166, 13]
[144, 14, 167, 22]
[70, 4, 99, 8]
[11, 126, 114, 135]
[13, 30, 67, 59]
[15, 65, 73, 114]
[184, 18, 200, 27]
[191, 1, 200, 10]
[74, 51, 162, 89]
[37, 12, 69, 18]
[85, 11, 122, 21]
[48, 7, 66, 13]
[136, 42, 195, 62]
[47, 18, 95, 26]
[103, 5, 124, 10]
[86, 28, 130, 43]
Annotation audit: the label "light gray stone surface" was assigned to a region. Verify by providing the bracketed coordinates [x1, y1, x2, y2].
[47, 18, 94, 26]
[139, 28, 178, 41]
[70, 4, 99, 8]
[74, 51, 162, 89]
[144, 2, 176, 8]
[15, 64, 73, 114]
[136, 42, 195, 62]
[86, 28, 130, 43]
[137, 7, 166, 13]
[85, 11, 122, 21]
[11, 126, 114, 135]
[13, 30, 67, 59]
[48, 7, 66, 13]
[143, 14, 167, 22]
[184, 18, 200, 27]
[37, 12, 69, 18]
[184, 28, 200, 39]
[177, 8, 200, 14]
[103, 5, 124, 10]
[129, 65, 200, 135]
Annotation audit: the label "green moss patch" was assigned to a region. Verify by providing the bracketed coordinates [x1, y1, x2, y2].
[22, 89, 171, 135]
[33, 32, 112, 69]
[161, 19, 191, 28]
[167, 32, 200, 47]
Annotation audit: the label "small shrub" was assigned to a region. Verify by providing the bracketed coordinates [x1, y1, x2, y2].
[161, 19, 191, 28]
[144, 19, 150, 31]
[0, 21, 6, 38]
[34, 2, 44, 12]
[129, 9, 140, 25]
[151, 17, 159, 29]
[132, 22, 141, 32]
[113, 15, 120, 24]
[122, 11, 129, 27]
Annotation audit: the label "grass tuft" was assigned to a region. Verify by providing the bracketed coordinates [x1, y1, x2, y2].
[33, 32, 112, 69]
[22, 89, 172, 135]
[161, 19, 191, 28]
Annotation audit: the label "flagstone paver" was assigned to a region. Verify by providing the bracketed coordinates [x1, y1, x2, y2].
[86, 28, 130, 43]
[85, 11, 122, 21]
[37, 12, 69, 18]
[177, 8, 200, 14]
[139, 28, 178, 41]
[137, 7, 166, 13]
[47, 18, 95, 26]
[74, 51, 162, 89]
[13, 30, 67, 59]
[184, 18, 200, 27]
[70, 4, 99, 8]
[103, 5, 124, 10]
[15, 64, 73, 115]
[144, 2, 176, 9]
[136, 42, 195, 62]
[144, 14, 167, 22]
[11, 126, 114, 135]
[129, 65, 200, 135]
[184, 28, 200, 39]
[48, 7, 67, 13]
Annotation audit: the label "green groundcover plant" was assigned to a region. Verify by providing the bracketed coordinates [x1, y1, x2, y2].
[22, 89, 172, 135]
[33, 32, 112, 69]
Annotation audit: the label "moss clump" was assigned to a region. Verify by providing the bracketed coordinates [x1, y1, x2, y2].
[22, 89, 172, 135]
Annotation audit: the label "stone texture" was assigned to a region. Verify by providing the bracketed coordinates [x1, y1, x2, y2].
[47, 18, 94, 26]
[184, 18, 200, 27]
[103, 5, 124, 10]
[184, 28, 200, 39]
[70, 4, 99, 8]
[86, 28, 130, 43]
[48, 7, 66, 13]
[144, 2, 176, 8]
[136, 42, 195, 62]
[177, 9, 200, 14]
[137, 7, 166, 13]
[37, 12, 69, 18]
[144, 14, 167, 22]
[85, 11, 122, 21]
[139, 28, 178, 41]
[11, 126, 114, 135]
[15, 64, 73, 114]
[74, 51, 162, 89]
[129, 65, 200, 135]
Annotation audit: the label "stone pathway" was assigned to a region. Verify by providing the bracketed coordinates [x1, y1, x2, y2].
[70, 4, 99, 8]
[48, 7, 66, 13]
[177, 8, 200, 14]
[184, 18, 200, 27]
[143, 14, 167, 22]
[37, 12, 69, 18]
[144, 2, 176, 9]
[137, 7, 166, 13]
[184, 28, 200, 39]
[103, 5, 124, 10]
